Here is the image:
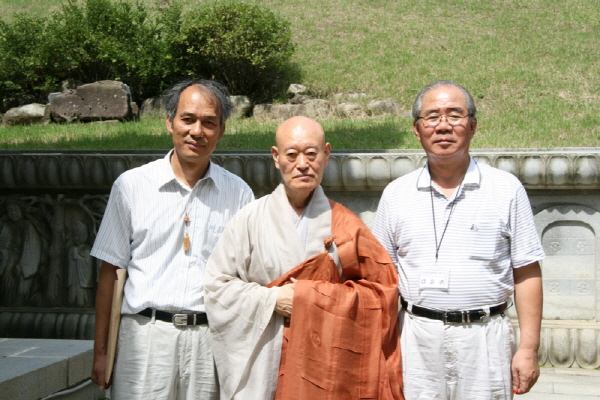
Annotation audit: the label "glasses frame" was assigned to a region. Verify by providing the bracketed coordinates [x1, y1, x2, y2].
[416, 113, 471, 127]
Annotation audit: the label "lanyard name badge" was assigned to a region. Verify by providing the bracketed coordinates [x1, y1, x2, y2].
[419, 178, 462, 291]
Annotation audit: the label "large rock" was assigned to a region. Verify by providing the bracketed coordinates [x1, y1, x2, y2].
[2, 103, 47, 126]
[333, 92, 367, 102]
[290, 94, 312, 104]
[50, 80, 135, 123]
[367, 99, 400, 116]
[287, 84, 308, 96]
[229, 95, 252, 118]
[253, 100, 333, 121]
[139, 97, 164, 120]
[304, 99, 332, 119]
[253, 104, 307, 120]
[335, 103, 367, 118]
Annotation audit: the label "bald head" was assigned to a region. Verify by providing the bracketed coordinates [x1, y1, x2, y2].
[271, 117, 331, 205]
[275, 116, 326, 148]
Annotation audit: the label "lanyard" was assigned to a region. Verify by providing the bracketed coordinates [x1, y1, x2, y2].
[430, 178, 462, 262]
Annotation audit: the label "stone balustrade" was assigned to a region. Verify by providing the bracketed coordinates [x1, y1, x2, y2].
[0, 148, 599, 191]
[0, 148, 599, 370]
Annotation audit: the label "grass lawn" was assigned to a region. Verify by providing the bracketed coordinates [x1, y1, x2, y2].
[1, 0, 599, 150]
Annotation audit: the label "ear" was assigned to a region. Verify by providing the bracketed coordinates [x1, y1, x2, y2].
[468, 118, 477, 139]
[217, 123, 226, 141]
[413, 121, 422, 143]
[165, 116, 174, 135]
[323, 142, 331, 167]
[271, 146, 280, 170]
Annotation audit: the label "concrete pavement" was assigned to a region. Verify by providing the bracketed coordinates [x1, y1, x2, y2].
[522, 367, 600, 400]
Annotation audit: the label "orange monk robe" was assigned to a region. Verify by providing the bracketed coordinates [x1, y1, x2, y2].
[268, 200, 404, 400]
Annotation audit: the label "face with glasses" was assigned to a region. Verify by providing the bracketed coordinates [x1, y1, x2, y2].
[413, 85, 477, 161]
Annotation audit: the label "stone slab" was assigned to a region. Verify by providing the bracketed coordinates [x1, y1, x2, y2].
[525, 367, 600, 399]
[0, 338, 94, 399]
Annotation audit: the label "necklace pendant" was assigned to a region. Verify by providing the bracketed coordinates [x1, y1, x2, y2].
[183, 215, 190, 223]
[183, 234, 190, 251]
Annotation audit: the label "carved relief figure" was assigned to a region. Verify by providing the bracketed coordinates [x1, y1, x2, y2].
[0, 200, 48, 306]
[67, 220, 94, 307]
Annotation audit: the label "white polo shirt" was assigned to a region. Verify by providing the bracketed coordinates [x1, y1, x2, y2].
[91, 150, 254, 314]
[372, 157, 544, 310]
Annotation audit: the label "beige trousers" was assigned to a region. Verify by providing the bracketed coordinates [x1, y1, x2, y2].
[111, 313, 218, 400]
[400, 309, 515, 400]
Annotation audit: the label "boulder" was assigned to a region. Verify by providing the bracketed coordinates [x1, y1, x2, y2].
[287, 84, 308, 96]
[334, 92, 367, 102]
[290, 94, 312, 104]
[140, 97, 164, 119]
[253, 104, 307, 121]
[50, 80, 134, 122]
[304, 99, 332, 119]
[367, 99, 400, 116]
[335, 103, 367, 118]
[229, 95, 252, 118]
[2, 103, 47, 126]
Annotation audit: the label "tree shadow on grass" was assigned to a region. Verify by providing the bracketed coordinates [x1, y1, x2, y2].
[0, 118, 417, 152]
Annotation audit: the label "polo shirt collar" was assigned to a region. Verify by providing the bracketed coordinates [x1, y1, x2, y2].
[417, 156, 481, 190]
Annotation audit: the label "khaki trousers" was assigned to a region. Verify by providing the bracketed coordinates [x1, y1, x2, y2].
[111, 313, 218, 400]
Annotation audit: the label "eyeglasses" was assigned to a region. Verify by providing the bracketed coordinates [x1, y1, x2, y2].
[416, 113, 470, 127]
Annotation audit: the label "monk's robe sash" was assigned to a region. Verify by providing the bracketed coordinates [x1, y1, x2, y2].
[268, 200, 404, 400]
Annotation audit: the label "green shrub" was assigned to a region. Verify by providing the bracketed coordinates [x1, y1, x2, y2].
[0, 0, 176, 108]
[0, 0, 297, 109]
[0, 13, 56, 109]
[47, 0, 176, 100]
[175, 2, 298, 102]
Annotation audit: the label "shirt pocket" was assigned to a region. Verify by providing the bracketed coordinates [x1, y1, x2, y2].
[468, 216, 510, 261]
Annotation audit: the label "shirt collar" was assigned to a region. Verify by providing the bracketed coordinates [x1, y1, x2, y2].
[417, 156, 481, 190]
[157, 149, 220, 191]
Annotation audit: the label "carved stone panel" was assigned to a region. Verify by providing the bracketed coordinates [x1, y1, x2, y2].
[535, 205, 600, 321]
[0, 194, 107, 309]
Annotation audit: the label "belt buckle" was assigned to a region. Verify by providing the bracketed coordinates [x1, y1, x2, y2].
[443, 310, 472, 325]
[476, 309, 489, 323]
[443, 310, 489, 324]
[172, 314, 188, 326]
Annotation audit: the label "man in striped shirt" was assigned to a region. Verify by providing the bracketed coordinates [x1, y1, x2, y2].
[373, 80, 544, 400]
[90, 78, 254, 399]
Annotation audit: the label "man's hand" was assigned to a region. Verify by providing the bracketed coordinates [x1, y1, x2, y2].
[511, 348, 539, 394]
[275, 278, 297, 318]
[91, 352, 110, 391]
[512, 262, 543, 395]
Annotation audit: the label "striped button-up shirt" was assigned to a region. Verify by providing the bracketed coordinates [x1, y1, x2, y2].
[91, 151, 254, 314]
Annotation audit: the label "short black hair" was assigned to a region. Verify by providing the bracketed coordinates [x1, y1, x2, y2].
[162, 78, 234, 126]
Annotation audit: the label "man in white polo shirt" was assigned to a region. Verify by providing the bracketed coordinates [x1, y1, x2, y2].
[373, 80, 544, 400]
[90, 78, 254, 399]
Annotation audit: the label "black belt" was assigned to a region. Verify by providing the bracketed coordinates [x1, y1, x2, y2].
[401, 298, 507, 324]
[138, 308, 208, 326]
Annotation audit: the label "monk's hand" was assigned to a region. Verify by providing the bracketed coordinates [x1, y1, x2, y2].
[511, 348, 539, 395]
[275, 278, 297, 318]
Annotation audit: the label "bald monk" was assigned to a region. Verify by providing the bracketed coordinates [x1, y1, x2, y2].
[204, 116, 404, 400]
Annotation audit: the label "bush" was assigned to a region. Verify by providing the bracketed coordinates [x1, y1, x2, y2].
[172, 2, 297, 102]
[0, 13, 56, 109]
[0, 0, 297, 109]
[0, 0, 177, 108]
[46, 0, 176, 100]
